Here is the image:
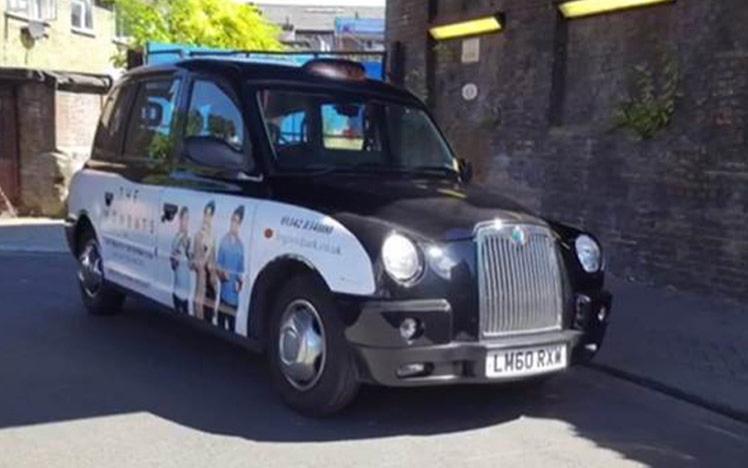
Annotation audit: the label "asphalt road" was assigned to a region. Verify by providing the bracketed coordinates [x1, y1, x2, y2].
[1, 252, 747, 468]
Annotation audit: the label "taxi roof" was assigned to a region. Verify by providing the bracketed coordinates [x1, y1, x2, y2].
[122, 58, 422, 107]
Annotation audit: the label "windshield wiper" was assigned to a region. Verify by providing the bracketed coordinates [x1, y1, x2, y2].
[298, 163, 405, 175]
[406, 165, 458, 175]
[279, 163, 458, 177]
[339, 163, 458, 176]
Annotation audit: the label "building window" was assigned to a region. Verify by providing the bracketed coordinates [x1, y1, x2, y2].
[114, 7, 131, 41]
[6, 0, 56, 21]
[318, 37, 331, 52]
[71, 0, 93, 32]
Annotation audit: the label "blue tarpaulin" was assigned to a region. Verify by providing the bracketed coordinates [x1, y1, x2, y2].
[334, 18, 384, 37]
[145, 42, 384, 80]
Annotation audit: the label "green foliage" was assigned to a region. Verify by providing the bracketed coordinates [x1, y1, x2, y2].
[614, 51, 679, 140]
[112, 0, 283, 66]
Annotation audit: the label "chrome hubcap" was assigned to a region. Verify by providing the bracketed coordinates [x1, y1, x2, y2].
[78, 240, 103, 298]
[278, 299, 326, 391]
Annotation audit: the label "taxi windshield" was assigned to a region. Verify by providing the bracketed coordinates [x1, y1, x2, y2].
[257, 89, 457, 175]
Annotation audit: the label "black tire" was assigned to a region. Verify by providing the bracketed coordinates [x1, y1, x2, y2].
[267, 273, 359, 416]
[76, 227, 125, 315]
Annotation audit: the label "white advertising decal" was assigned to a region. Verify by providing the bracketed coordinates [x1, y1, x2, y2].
[69, 171, 376, 338]
[155, 188, 258, 336]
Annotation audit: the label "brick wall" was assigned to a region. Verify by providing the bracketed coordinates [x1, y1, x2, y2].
[387, 0, 748, 302]
[1, 0, 120, 74]
[385, 0, 431, 99]
[56, 90, 104, 164]
[16, 81, 58, 215]
[11, 81, 106, 216]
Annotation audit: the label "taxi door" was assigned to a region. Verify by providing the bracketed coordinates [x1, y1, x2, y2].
[154, 75, 260, 337]
[97, 76, 182, 300]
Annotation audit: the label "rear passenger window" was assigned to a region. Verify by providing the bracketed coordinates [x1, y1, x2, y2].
[92, 83, 134, 161]
[123, 78, 180, 161]
[186, 80, 245, 152]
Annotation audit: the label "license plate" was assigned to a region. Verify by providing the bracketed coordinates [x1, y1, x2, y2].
[485, 344, 567, 378]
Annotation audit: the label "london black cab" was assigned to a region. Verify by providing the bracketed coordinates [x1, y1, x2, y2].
[65, 57, 612, 415]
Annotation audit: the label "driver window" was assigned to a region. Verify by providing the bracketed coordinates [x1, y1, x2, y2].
[186, 80, 245, 152]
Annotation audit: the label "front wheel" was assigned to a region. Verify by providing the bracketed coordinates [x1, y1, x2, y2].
[267, 274, 359, 416]
[77, 229, 125, 315]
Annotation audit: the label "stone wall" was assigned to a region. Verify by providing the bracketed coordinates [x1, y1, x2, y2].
[386, 0, 748, 301]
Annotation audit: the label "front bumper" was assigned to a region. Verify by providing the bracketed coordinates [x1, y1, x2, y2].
[354, 329, 584, 386]
[343, 291, 612, 387]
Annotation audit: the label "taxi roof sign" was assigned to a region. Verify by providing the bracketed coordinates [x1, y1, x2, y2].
[303, 59, 367, 81]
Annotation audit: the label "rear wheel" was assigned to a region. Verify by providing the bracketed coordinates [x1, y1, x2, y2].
[267, 274, 359, 416]
[77, 228, 125, 315]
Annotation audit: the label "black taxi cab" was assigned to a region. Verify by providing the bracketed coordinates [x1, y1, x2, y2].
[65, 57, 612, 415]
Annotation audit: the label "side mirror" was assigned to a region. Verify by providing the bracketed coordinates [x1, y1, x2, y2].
[183, 135, 247, 173]
[458, 158, 473, 184]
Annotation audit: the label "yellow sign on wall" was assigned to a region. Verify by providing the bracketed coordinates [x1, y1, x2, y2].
[559, 0, 675, 19]
[429, 16, 503, 41]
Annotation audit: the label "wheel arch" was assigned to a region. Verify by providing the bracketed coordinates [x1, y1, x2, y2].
[247, 255, 330, 348]
[72, 211, 97, 256]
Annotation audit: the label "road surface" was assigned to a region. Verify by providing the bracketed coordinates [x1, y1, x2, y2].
[1, 252, 746, 467]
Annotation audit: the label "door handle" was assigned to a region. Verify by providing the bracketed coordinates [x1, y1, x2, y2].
[104, 191, 113, 207]
[162, 203, 178, 223]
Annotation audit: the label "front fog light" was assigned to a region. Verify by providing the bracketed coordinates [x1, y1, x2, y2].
[575, 234, 602, 273]
[399, 318, 420, 340]
[584, 343, 598, 354]
[382, 233, 423, 284]
[396, 363, 428, 378]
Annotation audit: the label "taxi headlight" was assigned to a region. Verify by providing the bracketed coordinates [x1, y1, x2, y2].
[575, 234, 602, 273]
[382, 233, 423, 284]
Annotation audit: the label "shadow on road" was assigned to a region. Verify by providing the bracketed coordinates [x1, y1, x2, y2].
[0, 254, 530, 441]
[1, 253, 746, 466]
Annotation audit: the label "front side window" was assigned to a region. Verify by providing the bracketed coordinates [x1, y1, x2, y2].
[6, 0, 56, 21]
[258, 89, 455, 174]
[123, 78, 180, 162]
[185, 80, 245, 151]
[70, 0, 93, 31]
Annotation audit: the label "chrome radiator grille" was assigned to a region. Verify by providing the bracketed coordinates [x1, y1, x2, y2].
[476, 223, 563, 337]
